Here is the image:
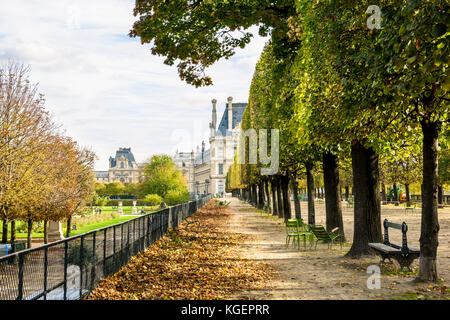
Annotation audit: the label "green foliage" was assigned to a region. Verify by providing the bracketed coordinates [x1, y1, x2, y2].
[15, 221, 43, 234]
[164, 189, 190, 206]
[103, 181, 126, 196]
[94, 182, 107, 197]
[123, 183, 141, 197]
[93, 195, 108, 207]
[144, 194, 163, 206]
[141, 155, 188, 198]
[130, 0, 298, 87]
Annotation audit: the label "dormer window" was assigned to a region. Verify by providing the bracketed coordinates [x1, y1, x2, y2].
[120, 162, 124, 168]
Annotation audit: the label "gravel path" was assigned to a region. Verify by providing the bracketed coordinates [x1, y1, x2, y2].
[226, 197, 450, 300]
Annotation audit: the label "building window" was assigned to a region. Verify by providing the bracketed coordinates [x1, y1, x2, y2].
[218, 163, 223, 175]
[233, 146, 237, 155]
[218, 146, 223, 158]
[218, 181, 224, 193]
[120, 162, 124, 168]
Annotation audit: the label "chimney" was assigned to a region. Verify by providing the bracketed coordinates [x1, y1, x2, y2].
[210, 99, 217, 138]
[227, 96, 233, 132]
[202, 141, 205, 163]
[212, 99, 217, 129]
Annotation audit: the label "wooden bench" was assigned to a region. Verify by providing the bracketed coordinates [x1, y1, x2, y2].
[368, 219, 420, 271]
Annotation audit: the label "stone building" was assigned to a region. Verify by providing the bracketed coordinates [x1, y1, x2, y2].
[173, 97, 247, 196]
[95, 147, 144, 183]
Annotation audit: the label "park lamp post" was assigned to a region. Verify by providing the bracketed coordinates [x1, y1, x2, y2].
[196, 181, 199, 195]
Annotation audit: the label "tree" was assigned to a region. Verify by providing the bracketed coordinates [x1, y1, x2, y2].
[124, 182, 140, 197]
[141, 155, 188, 200]
[94, 182, 107, 197]
[144, 194, 163, 206]
[0, 62, 55, 244]
[104, 182, 126, 196]
[367, 0, 449, 281]
[130, 0, 298, 87]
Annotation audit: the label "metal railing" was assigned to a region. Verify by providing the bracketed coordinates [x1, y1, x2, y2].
[0, 196, 212, 300]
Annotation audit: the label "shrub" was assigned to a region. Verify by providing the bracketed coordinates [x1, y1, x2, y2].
[164, 189, 190, 206]
[144, 194, 163, 206]
[16, 221, 43, 234]
[105, 199, 135, 206]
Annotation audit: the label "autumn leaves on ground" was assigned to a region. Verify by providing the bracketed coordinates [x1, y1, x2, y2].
[86, 198, 450, 300]
[86, 200, 275, 300]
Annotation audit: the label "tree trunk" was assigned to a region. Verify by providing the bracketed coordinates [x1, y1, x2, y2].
[44, 220, 48, 244]
[258, 181, 265, 210]
[276, 176, 283, 219]
[264, 180, 271, 213]
[345, 186, 349, 201]
[323, 152, 345, 242]
[27, 217, 33, 249]
[10, 220, 16, 244]
[438, 185, 443, 205]
[381, 183, 387, 202]
[416, 120, 439, 282]
[405, 183, 411, 203]
[281, 175, 292, 221]
[2, 218, 7, 243]
[291, 174, 301, 219]
[305, 162, 315, 225]
[271, 179, 278, 216]
[346, 140, 382, 258]
[66, 216, 72, 238]
[393, 183, 398, 202]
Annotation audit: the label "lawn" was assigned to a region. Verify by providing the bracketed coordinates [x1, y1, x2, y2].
[85, 205, 160, 215]
[62, 215, 137, 236]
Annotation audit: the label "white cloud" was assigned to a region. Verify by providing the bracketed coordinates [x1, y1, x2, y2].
[0, 0, 268, 170]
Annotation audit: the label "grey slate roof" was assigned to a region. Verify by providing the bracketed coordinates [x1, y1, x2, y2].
[110, 148, 136, 167]
[216, 103, 247, 136]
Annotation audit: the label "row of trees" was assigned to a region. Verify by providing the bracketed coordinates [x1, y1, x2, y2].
[131, 0, 448, 282]
[0, 62, 96, 247]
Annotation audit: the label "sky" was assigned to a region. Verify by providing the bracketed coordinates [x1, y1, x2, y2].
[0, 0, 268, 171]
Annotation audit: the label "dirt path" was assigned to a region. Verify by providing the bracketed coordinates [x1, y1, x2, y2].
[226, 197, 450, 300]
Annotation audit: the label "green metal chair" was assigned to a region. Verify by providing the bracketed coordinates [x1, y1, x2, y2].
[309, 225, 342, 250]
[286, 219, 313, 249]
[292, 219, 315, 248]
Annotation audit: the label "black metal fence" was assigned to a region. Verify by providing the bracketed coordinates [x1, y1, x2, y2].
[0, 196, 212, 300]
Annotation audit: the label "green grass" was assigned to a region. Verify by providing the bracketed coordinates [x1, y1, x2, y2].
[0, 232, 44, 239]
[62, 216, 137, 236]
